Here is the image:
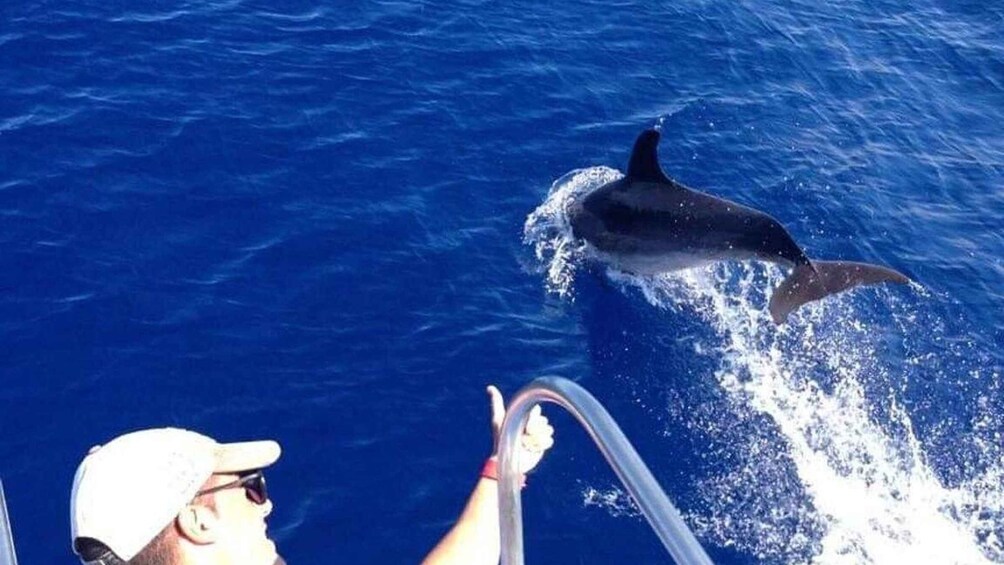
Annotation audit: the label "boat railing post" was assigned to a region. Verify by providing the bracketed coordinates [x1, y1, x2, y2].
[0, 479, 18, 565]
[497, 376, 714, 565]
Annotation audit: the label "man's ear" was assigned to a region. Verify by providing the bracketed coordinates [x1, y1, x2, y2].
[176, 504, 220, 545]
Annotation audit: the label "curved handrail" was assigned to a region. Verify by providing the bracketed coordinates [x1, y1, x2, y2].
[0, 480, 18, 565]
[497, 376, 713, 565]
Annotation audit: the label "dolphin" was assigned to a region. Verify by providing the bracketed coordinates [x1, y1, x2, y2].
[568, 129, 910, 324]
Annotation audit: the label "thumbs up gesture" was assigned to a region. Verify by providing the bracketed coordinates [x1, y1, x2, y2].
[486, 385, 555, 474]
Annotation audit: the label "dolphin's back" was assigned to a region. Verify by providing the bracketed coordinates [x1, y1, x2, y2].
[567, 128, 911, 323]
[573, 176, 811, 267]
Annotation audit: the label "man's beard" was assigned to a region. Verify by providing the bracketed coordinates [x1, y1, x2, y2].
[273, 556, 287, 565]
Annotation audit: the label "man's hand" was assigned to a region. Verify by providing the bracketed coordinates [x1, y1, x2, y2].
[487, 385, 555, 474]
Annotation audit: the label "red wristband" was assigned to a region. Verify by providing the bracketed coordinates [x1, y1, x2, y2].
[481, 457, 526, 488]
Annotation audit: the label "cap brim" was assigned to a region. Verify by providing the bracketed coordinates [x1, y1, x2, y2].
[213, 440, 281, 473]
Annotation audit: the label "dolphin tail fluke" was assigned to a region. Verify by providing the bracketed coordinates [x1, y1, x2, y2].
[768, 260, 910, 324]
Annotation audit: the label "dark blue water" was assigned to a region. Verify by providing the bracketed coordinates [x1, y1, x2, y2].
[2, 1, 1003, 563]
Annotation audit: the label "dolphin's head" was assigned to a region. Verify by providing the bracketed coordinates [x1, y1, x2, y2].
[567, 176, 627, 247]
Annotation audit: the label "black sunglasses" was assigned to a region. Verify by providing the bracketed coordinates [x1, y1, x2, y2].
[194, 470, 268, 505]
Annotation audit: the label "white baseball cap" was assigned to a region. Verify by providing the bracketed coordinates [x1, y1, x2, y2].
[70, 427, 281, 562]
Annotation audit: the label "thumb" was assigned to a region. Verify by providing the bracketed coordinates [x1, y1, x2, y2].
[486, 385, 506, 452]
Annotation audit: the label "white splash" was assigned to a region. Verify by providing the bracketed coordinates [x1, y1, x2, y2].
[525, 169, 1004, 564]
[581, 482, 643, 518]
[633, 269, 1003, 565]
[522, 166, 621, 298]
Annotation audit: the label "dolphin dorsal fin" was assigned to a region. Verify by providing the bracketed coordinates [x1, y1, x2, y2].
[627, 129, 672, 184]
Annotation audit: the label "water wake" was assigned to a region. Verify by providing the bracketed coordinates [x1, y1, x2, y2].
[524, 168, 1004, 564]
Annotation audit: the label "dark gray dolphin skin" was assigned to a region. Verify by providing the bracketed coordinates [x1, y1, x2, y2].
[568, 129, 910, 324]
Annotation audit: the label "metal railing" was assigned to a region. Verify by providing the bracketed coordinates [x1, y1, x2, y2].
[0, 479, 18, 565]
[497, 376, 713, 565]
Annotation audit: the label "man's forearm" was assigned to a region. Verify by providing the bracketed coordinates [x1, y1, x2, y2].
[421, 478, 501, 565]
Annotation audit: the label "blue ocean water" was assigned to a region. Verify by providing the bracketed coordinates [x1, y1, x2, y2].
[1, 0, 1002, 563]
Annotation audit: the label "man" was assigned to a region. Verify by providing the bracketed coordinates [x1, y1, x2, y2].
[70, 385, 554, 565]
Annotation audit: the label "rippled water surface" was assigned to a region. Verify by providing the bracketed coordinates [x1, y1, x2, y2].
[1, 1, 1002, 564]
